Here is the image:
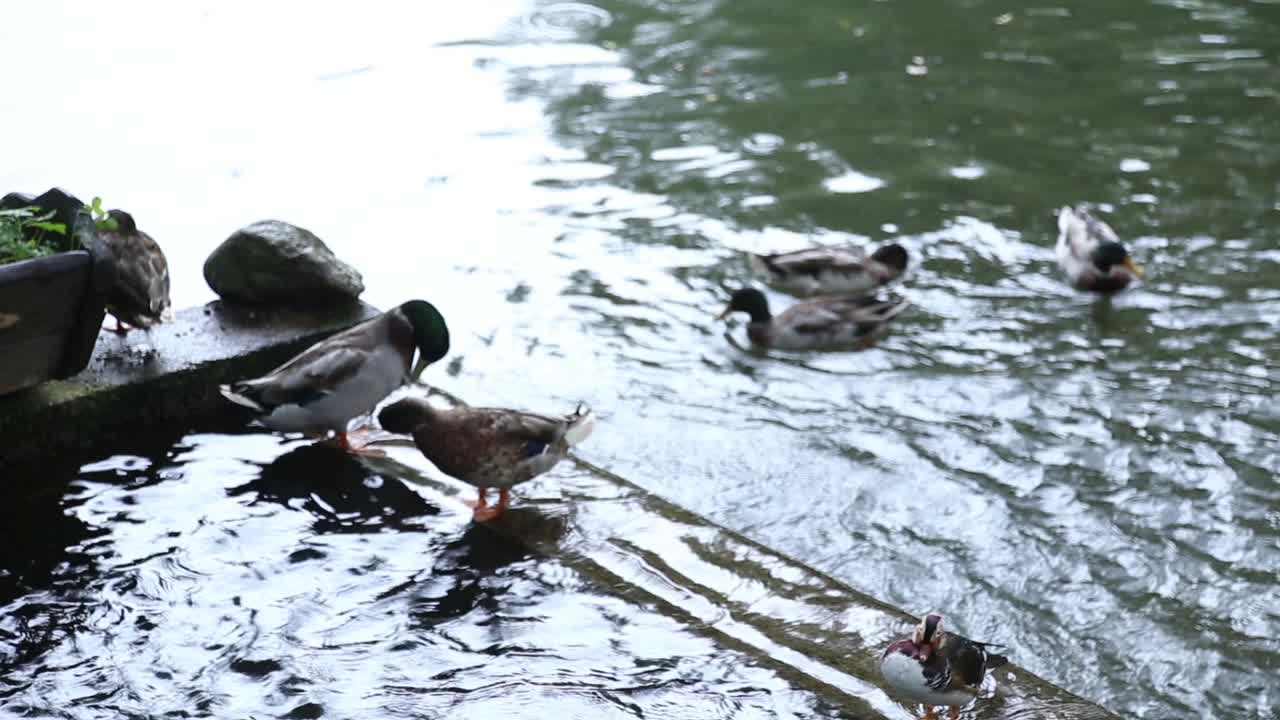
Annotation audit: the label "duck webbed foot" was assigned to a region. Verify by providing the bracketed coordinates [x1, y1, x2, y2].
[334, 430, 386, 457]
[466, 487, 510, 522]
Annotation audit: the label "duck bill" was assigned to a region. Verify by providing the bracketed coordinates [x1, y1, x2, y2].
[1122, 257, 1144, 277]
[410, 354, 432, 382]
[716, 306, 732, 321]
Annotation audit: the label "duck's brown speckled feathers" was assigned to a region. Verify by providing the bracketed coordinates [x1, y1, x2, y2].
[378, 397, 594, 491]
[99, 209, 171, 329]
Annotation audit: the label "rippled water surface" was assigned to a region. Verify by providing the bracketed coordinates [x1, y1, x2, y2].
[2, 1, 1279, 718]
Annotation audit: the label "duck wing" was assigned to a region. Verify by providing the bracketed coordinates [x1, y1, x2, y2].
[755, 248, 869, 276]
[480, 405, 595, 450]
[227, 341, 370, 410]
[787, 295, 909, 335]
[942, 634, 1008, 689]
[104, 230, 172, 322]
[1057, 205, 1118, 259]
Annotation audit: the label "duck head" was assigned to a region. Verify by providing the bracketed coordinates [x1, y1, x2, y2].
[911, 613, 946, 660]
[1091, 241, 1142, 277]
[399, 300, 451, 379]
[870, 243, 909, 274]
[717, 288, 772, 323]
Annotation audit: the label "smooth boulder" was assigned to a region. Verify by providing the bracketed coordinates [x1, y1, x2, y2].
[204, 220, 364, 306]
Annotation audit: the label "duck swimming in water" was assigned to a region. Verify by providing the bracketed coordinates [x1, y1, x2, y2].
[1055, 205, 1143, 293]
[750, 242, 909, 297]
[717, 287, 910, 351]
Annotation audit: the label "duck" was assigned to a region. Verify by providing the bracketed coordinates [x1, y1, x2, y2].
[880, 614, 1008, 720]
[97, 209, 172, 333]
[717, 287, 910, 351]
[750, 243, 908, 297]
[377, 396, 595, 521]
[1055, 205, 1143, 293]
[219, 299, 450, 453]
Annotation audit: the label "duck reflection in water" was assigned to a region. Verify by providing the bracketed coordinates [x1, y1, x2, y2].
[226, 443, 439, 533]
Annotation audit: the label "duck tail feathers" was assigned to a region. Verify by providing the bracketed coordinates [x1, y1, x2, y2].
[1058, 204, 1091, 235]
[219, 383, 266, 412]
[563, 403, 596, 446]
[877, 295, 912, 322]
[748, 252, 779, 276]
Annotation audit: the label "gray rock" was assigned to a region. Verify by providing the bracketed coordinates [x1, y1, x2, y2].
[203, 220, 364, 306]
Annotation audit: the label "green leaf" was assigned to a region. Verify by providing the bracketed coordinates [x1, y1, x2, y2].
[27, 221, 67, 234]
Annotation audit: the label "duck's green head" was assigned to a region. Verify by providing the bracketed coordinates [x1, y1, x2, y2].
[717, 288, 771, 323]
[399, 299, 451, 380]
[1091, 241, 1143, 277]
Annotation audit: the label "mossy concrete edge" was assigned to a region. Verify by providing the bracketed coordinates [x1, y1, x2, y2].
[0, 300, 379, 467]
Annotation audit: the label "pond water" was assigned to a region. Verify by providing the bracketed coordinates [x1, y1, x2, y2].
[0, 424, 853, 719]
[2, 1, 1278, 718]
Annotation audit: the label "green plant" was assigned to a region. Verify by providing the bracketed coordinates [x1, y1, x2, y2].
[0, 195, 117, 265]
[0, 207, 71, 264]
[85, 196, 118, 232]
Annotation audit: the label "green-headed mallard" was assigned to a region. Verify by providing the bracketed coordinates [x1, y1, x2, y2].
[880, 614, 1009, 720]
[99, 209, 172, 333]
[718, 287, 910, 351]
[1056, 205, 1143, 293]
[377, 397, 595, 521]
[750, 243, 909, 297]
[219, 300, 450, 453]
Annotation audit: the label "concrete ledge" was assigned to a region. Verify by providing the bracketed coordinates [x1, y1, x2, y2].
[0, 300, 379, 467]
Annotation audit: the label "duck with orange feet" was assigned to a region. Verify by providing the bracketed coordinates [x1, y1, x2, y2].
[219, 300, 450, 454]
[377, 396, 594, 521]
[98, 209, 172, 334]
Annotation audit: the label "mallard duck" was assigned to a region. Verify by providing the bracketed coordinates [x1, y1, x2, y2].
[1056, 205, 1143, 293]
[377, 397, 595, 521]
[717, 288, 910, 350]
[219, 300, 450, 453]
[750, 243, 909, 297]
[880, 614, 1008, 720]
[98, 209, 172, 333]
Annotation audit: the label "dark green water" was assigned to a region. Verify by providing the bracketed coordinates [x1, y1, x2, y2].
[486, 2, 1280, 717]
[1, 1, 1277, 718]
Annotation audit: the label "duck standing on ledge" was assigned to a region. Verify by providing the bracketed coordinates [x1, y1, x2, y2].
[219, 299, 450, 454]
[750, 243, 908, 297]
[717, 287, 909, 351]
[880, 614, 1008, 719]
[98, 209, 172, 334]
[1056, 205, 1143, 293]
[378, 397, 594, 521]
